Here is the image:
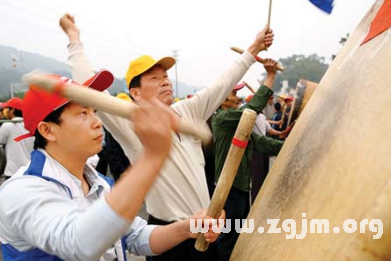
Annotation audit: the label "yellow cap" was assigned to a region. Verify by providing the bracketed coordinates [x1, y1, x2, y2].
[116, 92, 133, 102]
[125, 55, 176, 88]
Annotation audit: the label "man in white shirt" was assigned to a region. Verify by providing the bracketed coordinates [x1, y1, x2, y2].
[0, 97, 34, 179]
[60, 13, 273, 260]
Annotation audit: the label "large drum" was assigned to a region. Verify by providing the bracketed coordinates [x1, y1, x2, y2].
[287, 79, 318, 127]
[231, 1, 391, 260]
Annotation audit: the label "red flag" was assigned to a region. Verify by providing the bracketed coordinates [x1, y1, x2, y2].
[362, 0, 391, 45]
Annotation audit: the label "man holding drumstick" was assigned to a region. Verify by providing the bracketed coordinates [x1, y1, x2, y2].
[60, 13, 274, 261]
[0, 73, 222, 260]
[213, 59, 284, 261]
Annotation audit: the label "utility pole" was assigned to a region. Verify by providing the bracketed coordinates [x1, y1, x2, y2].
[172, 50, 179, 98]
[11, 55, 18, 98]
[10, 50, 25, 98]
[10, 84, 14, 98]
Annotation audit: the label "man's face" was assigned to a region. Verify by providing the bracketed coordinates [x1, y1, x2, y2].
[131, 65, 173, 105]
[267, 97, 273, 105]
[49, 103, 103, 159]
[2, 108, 10, 119]
[222, 91, 241, 109]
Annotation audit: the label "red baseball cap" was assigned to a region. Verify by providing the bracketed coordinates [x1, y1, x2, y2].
[234, 83, 245, 91]
[284, 96, 294, 102]
[2, 97, 23, 111]
[15, 69, 114, 142]
[246, 95, 254, 103]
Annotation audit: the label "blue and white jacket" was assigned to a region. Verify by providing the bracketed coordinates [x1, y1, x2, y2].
[0, 149, 156, 261]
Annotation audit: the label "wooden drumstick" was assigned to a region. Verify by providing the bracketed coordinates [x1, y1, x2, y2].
[265, 0, 273, 51]
[230, 47, 284, 71]
[22, 71, 212, 144]
[267, 0, 273, 30]
[194, 108, 257, 252]
[242, 81, 256, 94]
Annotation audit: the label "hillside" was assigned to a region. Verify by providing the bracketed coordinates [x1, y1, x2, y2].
[0, 45, 200, 100]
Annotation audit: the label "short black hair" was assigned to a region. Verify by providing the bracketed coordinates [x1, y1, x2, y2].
[274, 102, 281, 111]
[13, 109, 23, 117]
[33, 104, 68, 149]
[129, 74, 142, 89]
[128, 74, 142, 100]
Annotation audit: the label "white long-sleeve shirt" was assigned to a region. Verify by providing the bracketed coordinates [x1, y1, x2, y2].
[68, 42, 256, 221]
[253, 113, 272, 136]
[0, 117, 34, 177]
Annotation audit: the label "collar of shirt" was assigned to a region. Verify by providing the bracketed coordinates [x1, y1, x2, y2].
[37, 149, 108, 199]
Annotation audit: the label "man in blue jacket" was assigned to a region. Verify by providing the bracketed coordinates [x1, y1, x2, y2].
[0, 72, 222, 261]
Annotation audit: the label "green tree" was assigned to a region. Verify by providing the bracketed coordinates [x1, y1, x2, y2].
[262, 54, 328, 93]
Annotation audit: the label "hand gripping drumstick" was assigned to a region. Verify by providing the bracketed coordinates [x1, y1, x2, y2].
[230, 47, 284, 71]
[23, 71, 212, 144]
[194, 108, 257, 252]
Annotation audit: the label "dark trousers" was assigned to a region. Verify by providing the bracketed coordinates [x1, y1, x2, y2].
[95, 148, 108, 175]
[251, 152, 270, 203]
[217, 187, 250, 261]
[146, 215, 219, 261]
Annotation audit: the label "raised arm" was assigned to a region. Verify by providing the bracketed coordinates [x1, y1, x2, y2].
[60, 13, 143, 164]
[60, 13, 95, 82]
[262, 58, 277, 89]
[172, 26, 275, 121]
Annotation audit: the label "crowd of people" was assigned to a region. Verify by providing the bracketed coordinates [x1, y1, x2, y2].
[0, 13, 294, 261]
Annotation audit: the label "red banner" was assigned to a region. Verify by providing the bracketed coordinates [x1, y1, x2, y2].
[362, 0, 391, 45]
